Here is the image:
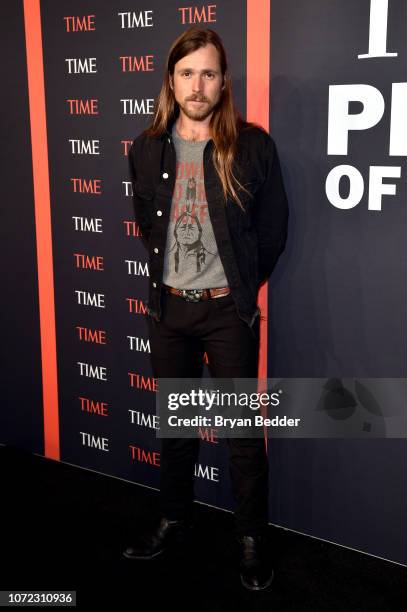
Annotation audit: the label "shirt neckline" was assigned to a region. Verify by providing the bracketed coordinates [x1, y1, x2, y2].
[172, 123, 210, 145]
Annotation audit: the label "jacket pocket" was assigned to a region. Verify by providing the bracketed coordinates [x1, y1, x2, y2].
[134, 182, 155, 201]
[230, 180, 262, 214]
[131, 182, 155, 248]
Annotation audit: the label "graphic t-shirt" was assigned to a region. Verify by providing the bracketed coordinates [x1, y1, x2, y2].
[162, 123, 229, 289]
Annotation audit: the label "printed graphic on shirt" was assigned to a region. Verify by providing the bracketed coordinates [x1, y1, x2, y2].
[168, 168, 214, 275]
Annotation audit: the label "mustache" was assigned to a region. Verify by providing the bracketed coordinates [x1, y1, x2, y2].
[186, 96, 208, 102]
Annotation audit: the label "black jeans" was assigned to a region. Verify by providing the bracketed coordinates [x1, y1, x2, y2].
[147, 289, 269, 537]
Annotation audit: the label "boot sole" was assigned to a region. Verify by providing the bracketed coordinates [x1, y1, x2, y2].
[122, 548, 165, 561]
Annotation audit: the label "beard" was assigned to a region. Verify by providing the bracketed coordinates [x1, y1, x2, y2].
[178, 97, 219, 121]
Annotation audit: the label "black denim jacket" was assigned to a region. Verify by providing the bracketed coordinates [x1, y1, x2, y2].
[128, 116, 289, 328]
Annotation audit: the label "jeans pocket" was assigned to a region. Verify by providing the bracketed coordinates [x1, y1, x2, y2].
[212, 292, 235, 310]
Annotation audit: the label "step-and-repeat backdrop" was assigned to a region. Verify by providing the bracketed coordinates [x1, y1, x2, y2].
[2, 0, 407, 566]
[42, 0, 247, 514]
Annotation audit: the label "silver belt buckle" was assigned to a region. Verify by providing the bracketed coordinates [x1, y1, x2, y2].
[181, 289, 204, 302]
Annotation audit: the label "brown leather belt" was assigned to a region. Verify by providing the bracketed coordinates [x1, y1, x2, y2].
[163, 284, 230, 302]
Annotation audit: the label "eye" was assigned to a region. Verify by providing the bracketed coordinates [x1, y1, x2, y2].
[182, 71, 191, 77]
[205, 73, 215, 79]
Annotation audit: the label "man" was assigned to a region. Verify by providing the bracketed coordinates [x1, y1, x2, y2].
[123, 26, 289, 591]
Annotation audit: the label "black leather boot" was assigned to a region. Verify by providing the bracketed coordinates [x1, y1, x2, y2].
[237, 535, 274, 591]
[123, 517, 191, 560]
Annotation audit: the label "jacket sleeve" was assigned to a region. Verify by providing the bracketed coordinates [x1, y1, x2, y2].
[128, 139, 152, 250]
[253, 135, 289, 287]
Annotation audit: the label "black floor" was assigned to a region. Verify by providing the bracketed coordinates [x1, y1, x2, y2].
[1, 444, 406, 611]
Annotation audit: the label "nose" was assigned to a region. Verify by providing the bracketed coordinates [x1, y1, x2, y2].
[191, 74, 203, 93]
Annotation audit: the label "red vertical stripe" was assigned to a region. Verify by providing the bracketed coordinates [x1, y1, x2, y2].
[23, 0, 60, 459]
[247, 0, 271, 449]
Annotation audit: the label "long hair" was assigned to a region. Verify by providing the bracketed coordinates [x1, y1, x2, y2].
[144, 27, 260, 210]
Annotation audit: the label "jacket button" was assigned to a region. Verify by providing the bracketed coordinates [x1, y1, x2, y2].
[153, 247, 159, 253]
[162, 172, 169, 179]
[152, 282, 157, 288]
[157, 210, 162, 216]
